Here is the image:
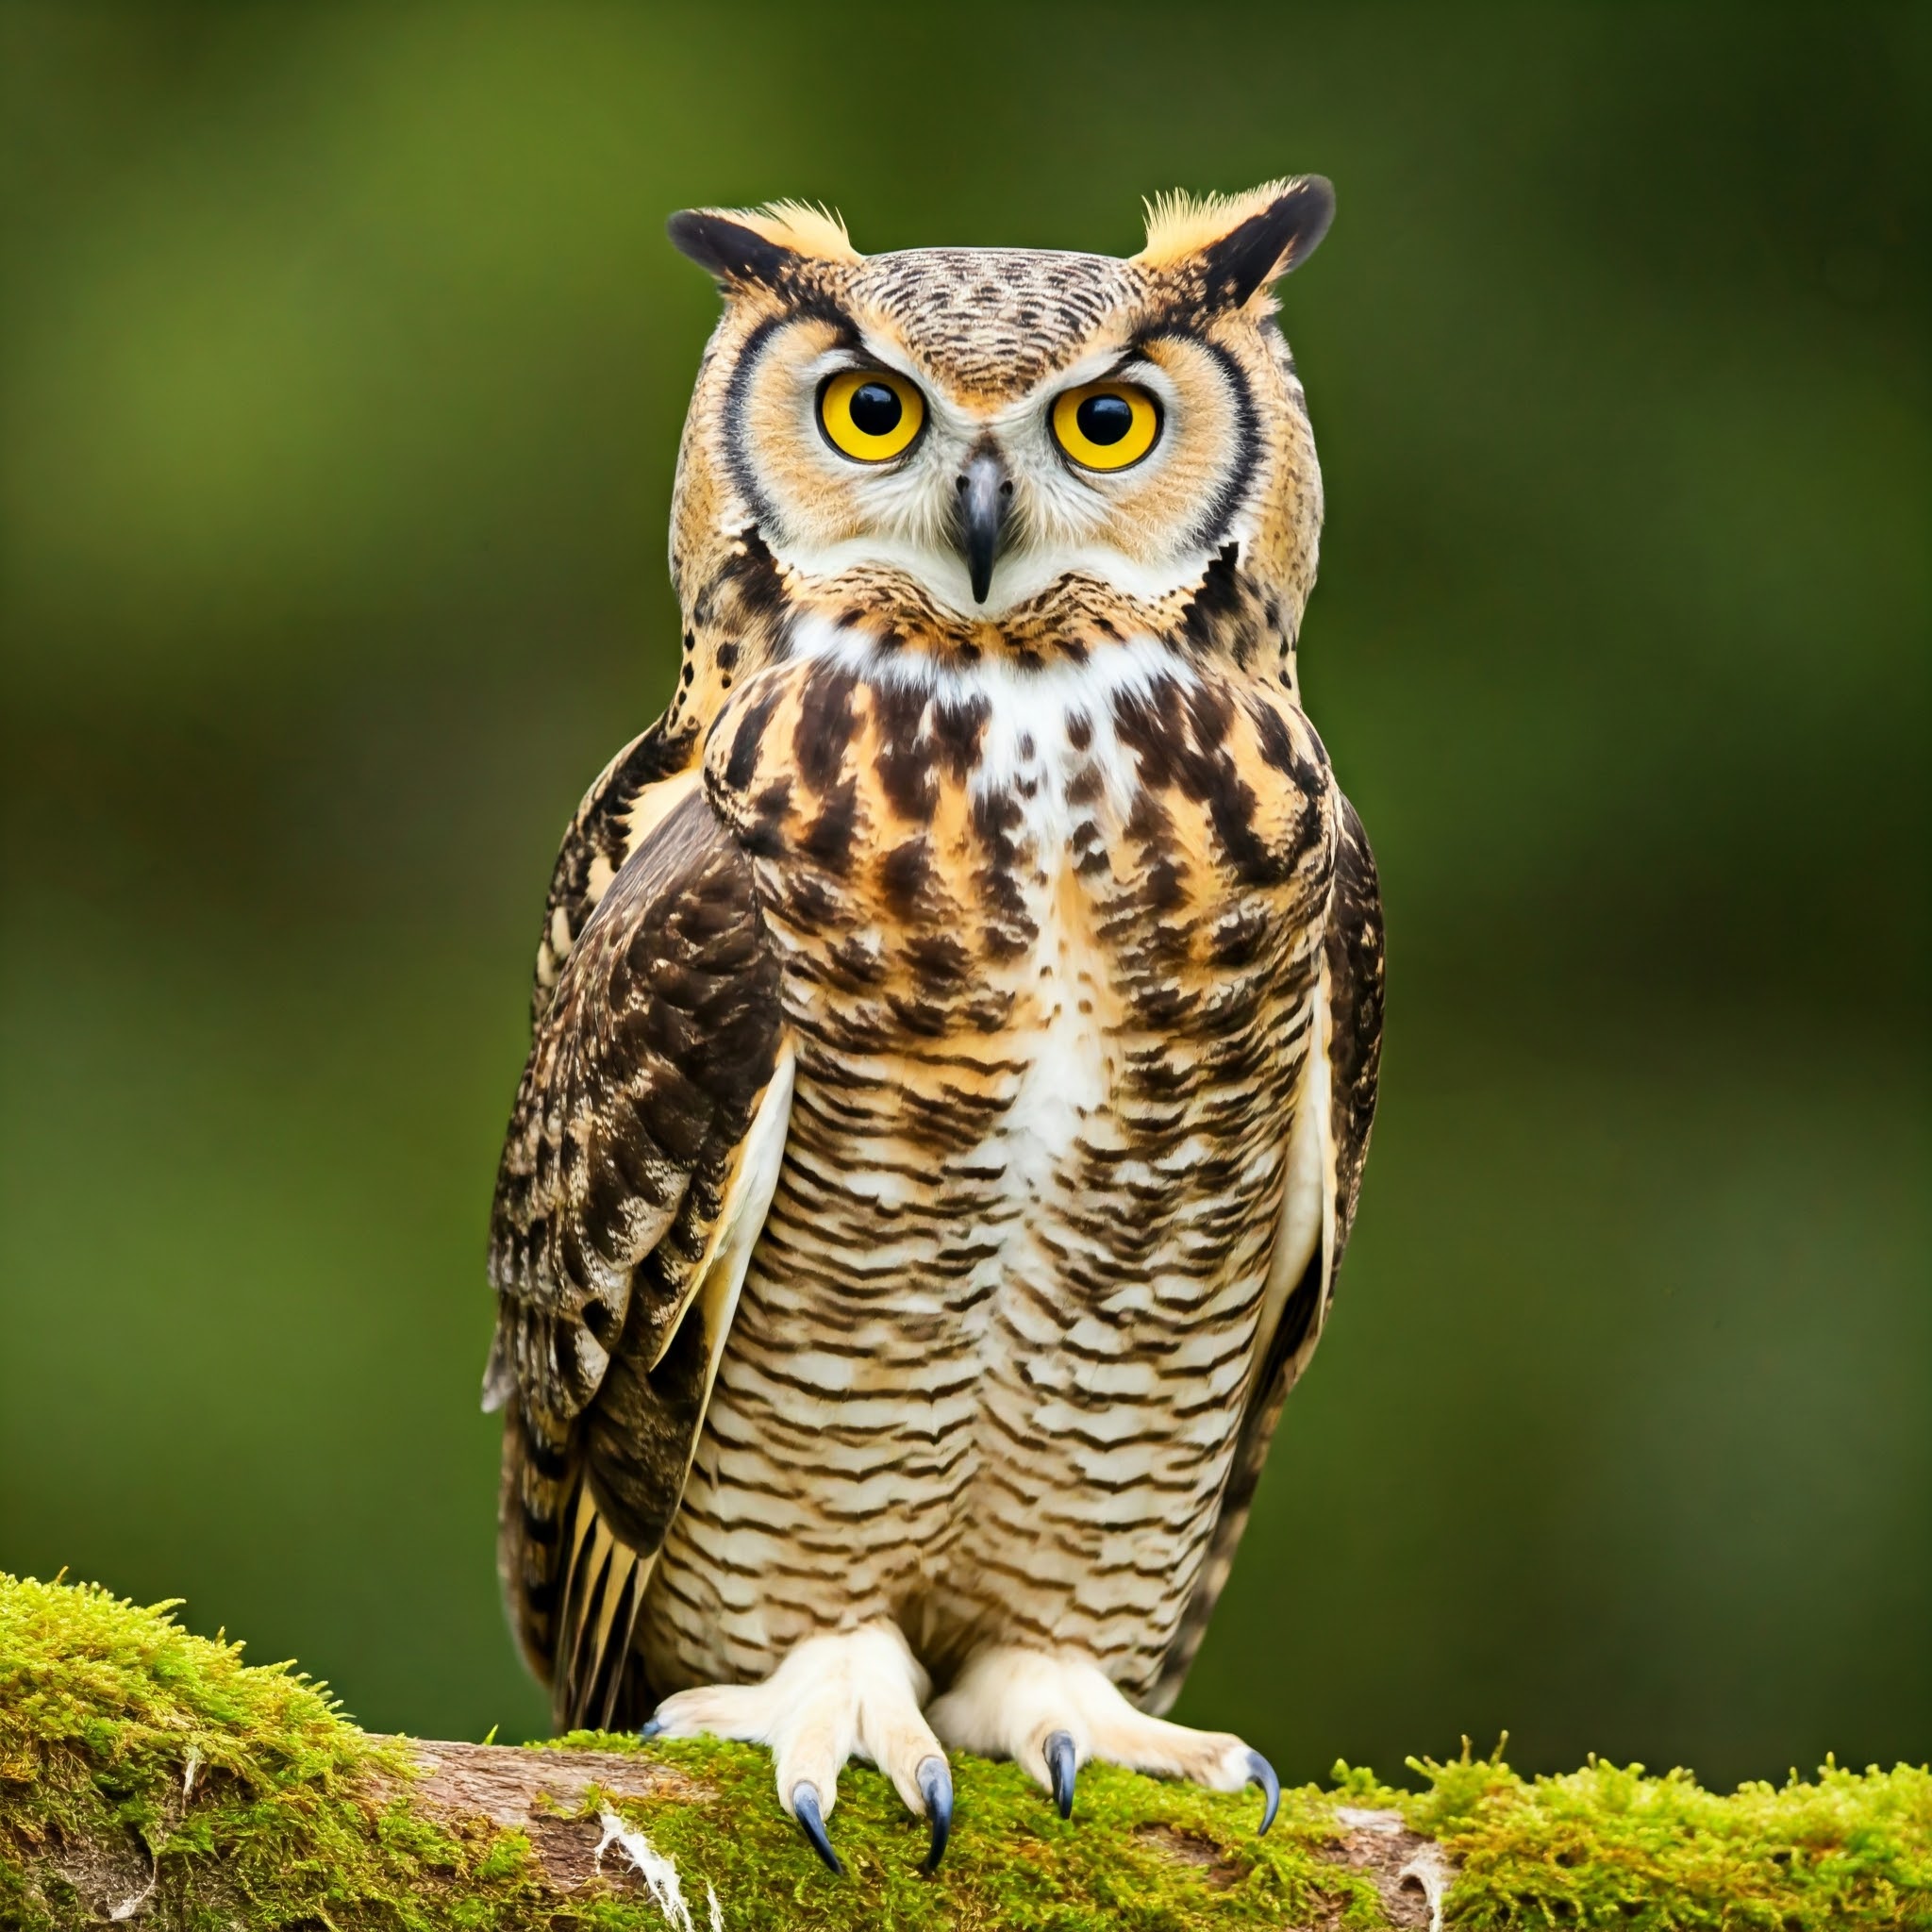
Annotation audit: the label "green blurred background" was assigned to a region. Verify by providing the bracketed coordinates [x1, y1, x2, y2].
[2, 5, 1925, 1791]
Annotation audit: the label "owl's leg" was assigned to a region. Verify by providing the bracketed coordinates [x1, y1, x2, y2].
[642, 1621, 952, 1875]
[926, 1645, 1279, 1832]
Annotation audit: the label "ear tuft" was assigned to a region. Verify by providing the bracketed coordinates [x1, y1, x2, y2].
[1138, 175, 1334, 307]
[667, 200, 859, 289]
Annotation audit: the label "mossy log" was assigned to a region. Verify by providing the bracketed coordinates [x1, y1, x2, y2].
[3, 1575, 1929, 1930]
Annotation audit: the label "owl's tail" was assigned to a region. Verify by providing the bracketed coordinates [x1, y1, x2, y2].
[496, 1397, 657, 1733]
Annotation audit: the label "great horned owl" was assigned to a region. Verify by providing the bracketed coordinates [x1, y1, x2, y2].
[484, 177, 1383, 1874]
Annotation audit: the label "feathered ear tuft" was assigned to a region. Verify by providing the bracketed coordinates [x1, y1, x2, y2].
[667, 200, 859, 289]
[1138, 176, 1334, 308]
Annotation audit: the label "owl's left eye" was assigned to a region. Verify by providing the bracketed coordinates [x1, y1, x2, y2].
[819, 370, 926, 462]
[1051, 381, 1161, 472]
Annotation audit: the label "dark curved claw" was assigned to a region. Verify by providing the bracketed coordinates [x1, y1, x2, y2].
[1044, 1729, 1078, 1821]
[791, 1782, 843, 1875]
[917, 1755, 954, 1874]
[1245, 1748, 1281, 1835]
[638, 1718, 665, 1740]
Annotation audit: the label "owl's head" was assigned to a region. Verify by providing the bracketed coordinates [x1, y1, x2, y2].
[662, 179, 1333, 718]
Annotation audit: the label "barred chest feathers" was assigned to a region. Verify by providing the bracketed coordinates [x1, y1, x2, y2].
[640, 620, 1341, 1706]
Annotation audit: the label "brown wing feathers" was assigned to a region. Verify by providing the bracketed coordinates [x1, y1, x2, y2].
[488, 785, 783, 1726]
[1323, 794, 1386, 1239]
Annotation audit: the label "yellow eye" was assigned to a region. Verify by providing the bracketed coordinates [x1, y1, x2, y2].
[1051, 382, 1160, 472]
[818, 370, 925, 462]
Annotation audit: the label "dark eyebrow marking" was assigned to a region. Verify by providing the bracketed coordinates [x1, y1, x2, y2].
[1124, 310, 1194, 358]
[788, 295, 868, 349]
[1035, 350, 1158, 405]
[823, 348, 924, 383]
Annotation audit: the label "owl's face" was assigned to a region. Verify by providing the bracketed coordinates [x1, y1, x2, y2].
[666, 181, 1332, 687]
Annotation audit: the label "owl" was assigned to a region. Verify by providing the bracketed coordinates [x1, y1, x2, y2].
[483, 176, 1383, 1874]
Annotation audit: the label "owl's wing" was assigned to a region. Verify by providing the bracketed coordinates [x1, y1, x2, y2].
[525, 716, 701, 1023]
[1146, 790, 1384, 1714]
[485, 780, 792, 1731]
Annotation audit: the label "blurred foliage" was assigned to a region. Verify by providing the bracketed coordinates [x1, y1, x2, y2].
[0, 3, 1925, 1788]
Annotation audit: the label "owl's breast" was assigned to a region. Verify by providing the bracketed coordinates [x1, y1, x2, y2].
[702, 628, 1341, 1294]
[704, 628, 1336, 1050]
[655, 630, 1340, 1692]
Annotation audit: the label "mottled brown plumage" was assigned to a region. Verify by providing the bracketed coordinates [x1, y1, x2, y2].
[485, 176, 1381, 1864]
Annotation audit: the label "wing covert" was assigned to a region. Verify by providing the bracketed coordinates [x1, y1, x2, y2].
[527, 715, 702, 1023]
[486, 779, 790, 1724]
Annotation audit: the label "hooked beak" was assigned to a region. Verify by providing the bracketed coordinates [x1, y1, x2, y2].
[953, 447, 1012, 605]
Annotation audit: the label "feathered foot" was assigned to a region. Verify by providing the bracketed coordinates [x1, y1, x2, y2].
[642, 1622, 952, 1874]
[927, 1645, 1279, 1832]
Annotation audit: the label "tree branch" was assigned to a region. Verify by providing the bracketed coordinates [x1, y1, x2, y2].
[3, 1574, 1924, 1929]
[393, 1739, 1443, 1926]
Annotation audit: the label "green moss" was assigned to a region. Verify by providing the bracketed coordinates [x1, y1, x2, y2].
[558, 1730, 1387, 1930]
[1398, 1740, 1932, 1929]
[0, 1572, 544, 1929]
[3, 1574, 1928, 1929]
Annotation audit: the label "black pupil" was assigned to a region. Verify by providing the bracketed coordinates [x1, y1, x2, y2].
[1076, 392, 1134, 446]
[849, 381, 902, 437]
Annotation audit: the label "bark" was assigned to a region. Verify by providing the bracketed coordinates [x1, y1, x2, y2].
[392, 1739, 1447, 1926]
[399, 1739, 708, 1898]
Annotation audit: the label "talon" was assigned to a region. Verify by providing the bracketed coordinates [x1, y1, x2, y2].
[638, 1718, 664, 1740]
[1245, 1748, 1281, 1835]
[917, 1754, 953, 1873]
[791, 1782, 842, 1875]
[1044, 1729, 1077, 1820]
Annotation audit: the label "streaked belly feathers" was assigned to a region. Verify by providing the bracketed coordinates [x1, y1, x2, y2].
[646, 636, 1337, 1705]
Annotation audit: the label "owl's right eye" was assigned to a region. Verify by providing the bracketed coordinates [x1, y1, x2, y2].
[818, 370, 925, 462]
